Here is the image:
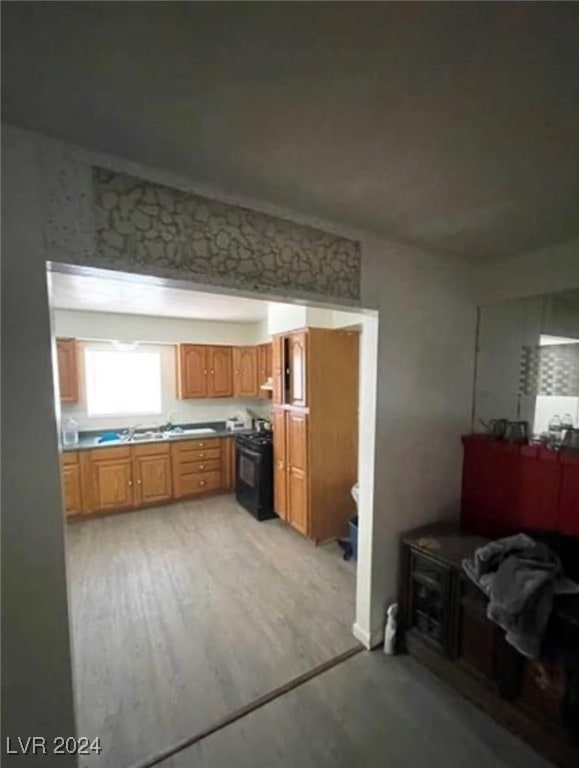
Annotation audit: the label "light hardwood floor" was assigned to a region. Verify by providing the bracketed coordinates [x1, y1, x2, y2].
[65, 495, 356, 768]
[162, 652, 555, 768]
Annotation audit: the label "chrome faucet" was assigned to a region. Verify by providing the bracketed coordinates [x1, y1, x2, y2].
[126, 423, 142, 441]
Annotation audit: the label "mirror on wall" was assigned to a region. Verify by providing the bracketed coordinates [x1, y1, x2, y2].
[473, 287, 579, 441]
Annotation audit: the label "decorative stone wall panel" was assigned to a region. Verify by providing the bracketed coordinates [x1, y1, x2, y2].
[92, 168, 361, 302]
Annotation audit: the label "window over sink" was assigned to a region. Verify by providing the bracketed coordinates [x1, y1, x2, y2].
[85, 347, 162, 417]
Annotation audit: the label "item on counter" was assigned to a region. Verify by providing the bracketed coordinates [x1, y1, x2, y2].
[97, 432, 121, 443]
[481, 418, 508, 439]
[548, 414, 563, 443]
[62, 417, 79, 446]
[562, 428, 579, 451]
[506, 420, 529, 444]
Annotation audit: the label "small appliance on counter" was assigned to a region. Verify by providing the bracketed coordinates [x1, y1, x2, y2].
[235, 431, 275, 521]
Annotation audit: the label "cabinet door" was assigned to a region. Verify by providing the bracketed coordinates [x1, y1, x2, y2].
[92, 459, 134, 511]
[57, 338, 79, 403]
[208, 346, 234, 398]
[134, 454, 172, 506]
[233, 346, 258, 397]
[272, 335, 284, 405]
[62, 463, 83, 516]
[258, 343, 273, 388]
[288, 332, 307, 407]
[287, 411, 308, 534]
[178, 345, 208, 398]
[272, 408, 287, 520]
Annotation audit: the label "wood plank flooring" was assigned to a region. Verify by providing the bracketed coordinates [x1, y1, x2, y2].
[161, 652, 555, 768]
[65, 495, 356, 768]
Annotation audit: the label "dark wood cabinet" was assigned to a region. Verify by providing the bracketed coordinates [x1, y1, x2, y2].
[400, 523, 579, 768]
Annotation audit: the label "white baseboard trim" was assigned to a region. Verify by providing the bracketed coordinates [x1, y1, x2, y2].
[352, 622, 384, 650]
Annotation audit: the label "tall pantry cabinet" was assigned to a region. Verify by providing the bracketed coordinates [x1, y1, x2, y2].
[272, 328, 359, 543]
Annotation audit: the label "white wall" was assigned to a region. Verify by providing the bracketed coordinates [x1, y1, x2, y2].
[2, 124, 478, 762]
[355, 237, 476, 644]
[62, 339, 271, 432]
[266, 302, 363, 335]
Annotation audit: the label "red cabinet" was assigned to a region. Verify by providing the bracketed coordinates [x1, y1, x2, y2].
[461, 436, 578, 540]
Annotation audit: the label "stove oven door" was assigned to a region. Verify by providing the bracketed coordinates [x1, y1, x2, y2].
[235, 444, 263, 515]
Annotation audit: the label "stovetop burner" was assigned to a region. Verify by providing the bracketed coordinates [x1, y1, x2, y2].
[236, 431, 273, 450]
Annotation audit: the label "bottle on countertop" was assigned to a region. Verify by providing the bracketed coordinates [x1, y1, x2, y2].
[62, 417, 79, 447]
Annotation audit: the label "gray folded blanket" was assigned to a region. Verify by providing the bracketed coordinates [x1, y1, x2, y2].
[462, 533, 561, 659]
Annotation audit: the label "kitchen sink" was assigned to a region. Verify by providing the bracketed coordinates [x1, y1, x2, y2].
[131, 431, 166, 442]
[168, 427, 217, 437]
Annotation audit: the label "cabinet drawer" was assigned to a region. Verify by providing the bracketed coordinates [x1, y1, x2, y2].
[173, 438, 221, 452]
[91, 446, 132, 461]
[179, 458, 221, 475]
[174, 447, 221, 463]
[62, 451, 79, 466]
[133, 441, 170, 456]
[178, 470, 222, 496]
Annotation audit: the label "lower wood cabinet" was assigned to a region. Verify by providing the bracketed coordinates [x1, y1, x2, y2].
[273, 407, 309, 537]
[90, 446, 134, 512]
[133, 443, 172, 506]
[62, 436, 236, 518]
[61, 452, 84, 517]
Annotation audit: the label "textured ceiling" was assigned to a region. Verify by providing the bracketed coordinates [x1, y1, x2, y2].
[3, 2, 579, 261]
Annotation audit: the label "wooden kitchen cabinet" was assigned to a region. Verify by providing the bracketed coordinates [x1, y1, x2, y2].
[272, 335, 284, 405]
[171, 437, 227, 498]
[57, 338, 79, 403]
[177, 344, 208, 398]
[288, 332, 307, 407]
[258, 343, 273, 394]
[233, 346, 258, 398]
[90, 447, 134, 512]
[270, 328, 359, 543]
[133, 443, 172, 506]
[272, 407, 288, 521]
[208, 346, 234, 398]
[177, 344, 235, 399]
[61, 453, 83, 517]
[287, 410, 308, 535]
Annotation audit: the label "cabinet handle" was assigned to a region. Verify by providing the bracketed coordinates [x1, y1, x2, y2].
[199, 465, 205, 469]
[204, 370, 208, 374]
[198, 453, 206, 458]
[128, 480, 133, 486]
[199, 442, 205, 447]
[211, 370, 215, 374]
[199, 480, 206, 486]
[138, 479, 142, 485]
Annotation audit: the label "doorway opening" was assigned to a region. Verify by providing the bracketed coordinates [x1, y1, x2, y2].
[48, 262, 378, 768]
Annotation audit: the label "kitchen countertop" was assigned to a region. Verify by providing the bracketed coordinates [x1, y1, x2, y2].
[62, 421, 257, 452]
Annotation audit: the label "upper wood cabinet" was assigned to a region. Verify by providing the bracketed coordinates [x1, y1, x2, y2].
[258, 343, 273, 392]
[272, 336, 284, 405]
[208, 346, 234, 398]
[233, 346, 258, 398]
[177, 344, 208, 398]
[288, 332, 307, 407]
[57, 338, 79, 403]
[177, 345, 234, 399]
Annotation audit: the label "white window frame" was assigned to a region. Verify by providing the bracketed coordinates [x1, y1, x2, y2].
[84, 346, 162, 418]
